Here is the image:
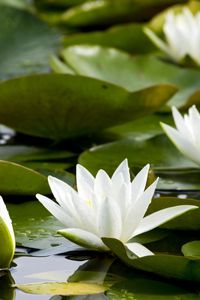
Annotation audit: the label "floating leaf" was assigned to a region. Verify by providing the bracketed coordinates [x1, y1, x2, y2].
[62, 23, 156, 54]
[0, 74, 176, 140]
[0, 6, 60, 80]
[60, 0, 186, 28]
[14, 282, 107, 295]
[8, 201, 76, 251]
[59, 46, 200, 109]
[102, 238, 200, 282]
[107, 278, 199, 300]
[0, 161, 49, 195]
[79, 134, 196, 174]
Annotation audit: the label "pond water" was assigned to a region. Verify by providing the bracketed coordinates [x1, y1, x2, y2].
[1, 249, 200, 300]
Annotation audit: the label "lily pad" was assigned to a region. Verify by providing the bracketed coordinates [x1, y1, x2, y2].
[79, 134, 196, 174]
[0, 5, 60, 80]
[8, 201, 76, 251]
[79, 134, 200, 190]
[107, 278, 199, 300]
[0, 160, 50, 195]
[62, 23, 156, 54]
[14, 282, 107, 295]
[102, 238, 200, 282]
[60, 0, 186, 29]
[59, 46, 200, 109]
[0, 74, 176, 140]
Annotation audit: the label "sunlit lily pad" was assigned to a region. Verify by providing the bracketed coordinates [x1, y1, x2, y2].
[0, 5, 60, 80]
[0, 74, 176, 140]
[14, 282, 107, 295]
[58, 46, 200, 109]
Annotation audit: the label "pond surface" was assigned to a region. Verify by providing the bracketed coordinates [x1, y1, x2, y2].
[1, 250, 200, 300]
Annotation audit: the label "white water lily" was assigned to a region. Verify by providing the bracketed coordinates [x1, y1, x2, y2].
[0, 196, 15, 269]
[36, 160, 197, 258]
[145, 8, 200, 66]
[161, 105, 200, 166]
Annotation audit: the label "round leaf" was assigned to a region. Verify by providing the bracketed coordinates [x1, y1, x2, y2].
[0, 74, 176, 140]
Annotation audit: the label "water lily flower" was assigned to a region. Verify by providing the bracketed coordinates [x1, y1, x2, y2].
[36, 160, 197, 258]
[0, 196, 15, 269]
[161, 105, 200, 166]
[145, 8, 200, 66]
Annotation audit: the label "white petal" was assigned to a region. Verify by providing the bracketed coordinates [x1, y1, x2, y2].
[144, 28, 173, 57]
[0, 196, 15, 245]
[121, 178, 159, 242]
[172, 106, 191, 138]
[112, 159, 130, 183]
[48, 176, 77, 214]
[36, 194, 76, 228]
[131, 164, 150, 204]
[161, 122, 200, 165]
[94, 169, 111, 199]
[76, 164, 94, 200]
[98, 197, 122, 238]
[58, 228, 107, 251]
[125, 242, 154, 258]
[134, 205, 197, 236]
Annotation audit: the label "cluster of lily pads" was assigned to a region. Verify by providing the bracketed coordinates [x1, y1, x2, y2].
[2, 0, 200, 297]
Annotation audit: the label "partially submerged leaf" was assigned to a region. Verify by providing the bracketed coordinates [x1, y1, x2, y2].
[14, 282, 107, 295]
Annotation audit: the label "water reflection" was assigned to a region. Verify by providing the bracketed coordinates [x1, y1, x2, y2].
[0, 271, 15, 300]
[1, 252, 200, 299]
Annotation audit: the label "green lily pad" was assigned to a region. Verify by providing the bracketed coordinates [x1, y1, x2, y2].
[0, 145, 74, 162]
[62, 23, 156, 54]
[102, 238, 200, 282]
[0, 161, 50, 195]
[182, 241, 200, 258]
[79, 134, 196, 174]
[79, 134, 200, 190]
[15, 282, 107, 295]
[107, 278, 199, 300]
[60, 0, 186, 29]
[0, 5, 60, 80]
[0, 74, 176, 140]
[8, 201, 76, 251]
[105, 113, 173, 140]
[59, 46, 200, 109]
